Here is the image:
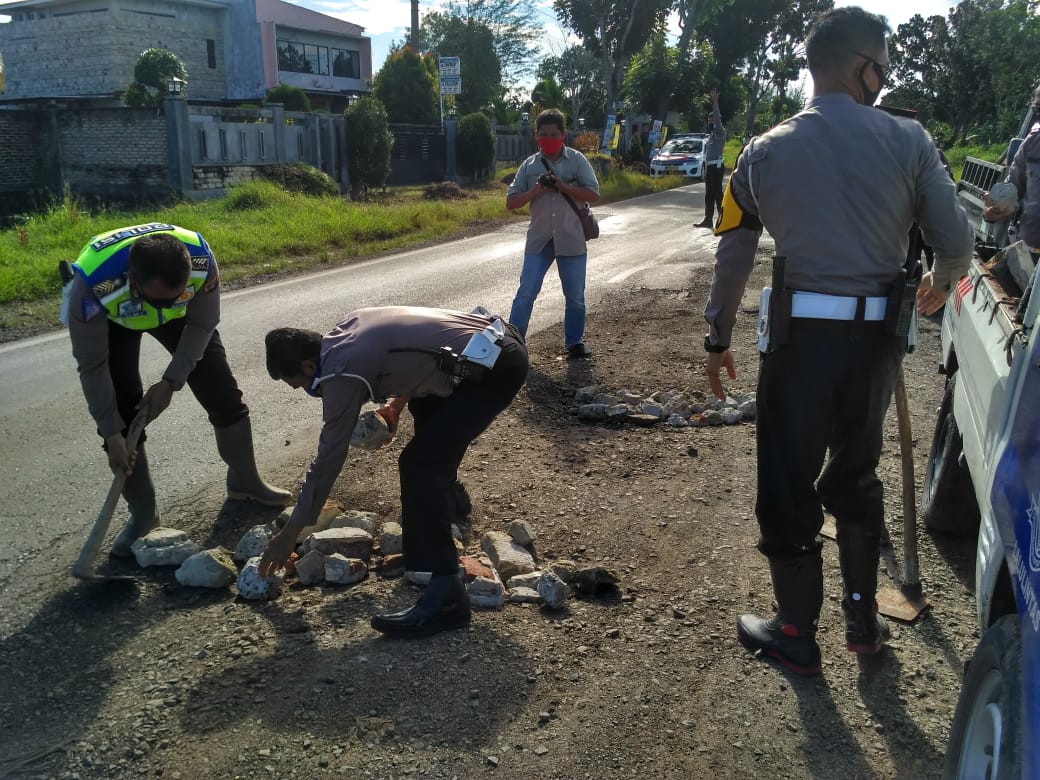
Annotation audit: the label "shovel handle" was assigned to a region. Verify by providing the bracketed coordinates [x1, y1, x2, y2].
[894, 368, 920, 587]
[71, 406, 150, 579]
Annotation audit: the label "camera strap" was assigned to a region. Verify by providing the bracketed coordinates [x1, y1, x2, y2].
[540, 157, 587, 222]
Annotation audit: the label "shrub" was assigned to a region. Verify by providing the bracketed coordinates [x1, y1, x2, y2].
[456, 112, 496, 180]
[264, 84, 311, 112]
[224, 180, 290, 211]
[423, 182, 473, 200]
[124, 48, 187, 108]
[627, 139, 645, 164]
[586, 152, 613, 177]
[571, 130, 602, 153]
[625, 161, 651, 176]
[259, 163, 339, 197]
[346, 95, 393, 199]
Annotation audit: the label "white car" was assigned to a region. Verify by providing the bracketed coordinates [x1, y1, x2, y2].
[649, 138, 706, 179]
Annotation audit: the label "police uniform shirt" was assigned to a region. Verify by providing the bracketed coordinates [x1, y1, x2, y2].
[291, 306, 512, 528]
[705, 103, 726, 165]
[67, 251, 221, 438]
[508, 147, 600, 257]
[1006, 129, 1040, 248]
[705, 92, 973, 347]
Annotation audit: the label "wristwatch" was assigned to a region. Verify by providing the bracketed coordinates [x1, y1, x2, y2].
[703, 335, 729, 353]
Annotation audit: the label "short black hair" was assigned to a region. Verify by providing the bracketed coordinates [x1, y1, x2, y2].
[806, 7, 889, 76]
[128, 233, 191, 289]
[265, 327, 322, 379]
[535, 108, 566, 134]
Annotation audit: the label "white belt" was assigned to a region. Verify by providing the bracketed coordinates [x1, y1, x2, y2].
[707, 158, 723, 167]
[790, 291, 886, 321]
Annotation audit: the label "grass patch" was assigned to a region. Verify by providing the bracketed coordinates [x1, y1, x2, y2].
[0, 169, 688, 337]
[945, 141, 1009, 181]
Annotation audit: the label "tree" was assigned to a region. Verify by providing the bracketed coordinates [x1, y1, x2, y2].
[531, 75, 566, 110]
[124, 48, 187, 108]
[264, 84, 311, 112]
[456, 112, 496, 178]
[419, 0, 540, 86]
[345, 96, 393, 199]
[540, 45, 603, 128]
[553, 0, 673, 118]
[422, 14, 502, 115]
[621, 27, 710, 121]
[373, 47, 439, 124]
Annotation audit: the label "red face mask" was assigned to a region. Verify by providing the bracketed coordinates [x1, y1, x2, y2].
[537, 137, 564, 157]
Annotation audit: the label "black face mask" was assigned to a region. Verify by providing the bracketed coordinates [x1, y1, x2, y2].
[857, 56, 886, 107]
[130, 276, 182, 309]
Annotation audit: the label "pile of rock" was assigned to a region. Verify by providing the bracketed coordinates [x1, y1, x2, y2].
[572, 385, 756, 427]
[126, 501, 621, 613]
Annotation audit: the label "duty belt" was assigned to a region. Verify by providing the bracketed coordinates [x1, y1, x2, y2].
[790, 291, 886, 321]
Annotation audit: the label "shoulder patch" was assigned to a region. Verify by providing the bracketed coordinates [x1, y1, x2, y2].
[191, 256, 211, 273]
[91, 276, 126, 299]
[715, 179, 763, 236]
[745, 144, 767, 164]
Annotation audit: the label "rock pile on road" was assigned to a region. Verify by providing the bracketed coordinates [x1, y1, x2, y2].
[572, 385, 756, 427]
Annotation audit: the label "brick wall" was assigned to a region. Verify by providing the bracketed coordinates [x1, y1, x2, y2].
[58, 108, 170, 197]
[193, 164, 259, 191]
[0, 112, 39, 189]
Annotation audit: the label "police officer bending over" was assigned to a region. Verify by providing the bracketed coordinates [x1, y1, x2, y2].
[66, 225, 292, 557]
[259, 307, 529, 638]
[702, 7, 972, 676]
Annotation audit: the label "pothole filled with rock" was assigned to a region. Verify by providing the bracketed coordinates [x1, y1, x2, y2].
[571, 385, 756, 427]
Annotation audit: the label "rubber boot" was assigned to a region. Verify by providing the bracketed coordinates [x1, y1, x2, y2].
[837, 524, 890, 654]
[213, 417, 292, 507]
[737, 551, 824, 676]
[110, 445, 160, 557]
[371, 570, 471, 638]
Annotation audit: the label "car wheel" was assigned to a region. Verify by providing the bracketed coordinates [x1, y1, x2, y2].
[922, 374, 981, 536]
[942, 615, 1022, 780]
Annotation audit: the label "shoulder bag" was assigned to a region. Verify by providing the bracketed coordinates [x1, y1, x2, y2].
[540, 157, 599, 241]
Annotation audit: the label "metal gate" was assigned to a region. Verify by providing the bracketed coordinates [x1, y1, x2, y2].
[388, 124, 446, 185]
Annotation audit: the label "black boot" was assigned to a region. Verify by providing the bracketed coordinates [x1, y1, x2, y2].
[111, 445, 160, 557]
[737, 551, 824, 676]
[371, 571, 471, 638]
[453, 480, 472, 520]
[836, 524, 889, 654]
[214, 417, 292, 506]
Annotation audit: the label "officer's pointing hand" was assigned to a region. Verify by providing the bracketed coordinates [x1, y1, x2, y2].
[706, 350, 736, 400]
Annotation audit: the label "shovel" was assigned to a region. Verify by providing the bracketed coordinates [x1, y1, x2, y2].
[876, 367, 931, 622]
[71, 405, 149, 583]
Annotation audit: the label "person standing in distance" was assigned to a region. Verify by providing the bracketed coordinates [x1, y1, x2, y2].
[507, 108, 600, 359]
[695, 88, 727, 229]
[65, 224, 291, 557]
[702, 7, 972, 675]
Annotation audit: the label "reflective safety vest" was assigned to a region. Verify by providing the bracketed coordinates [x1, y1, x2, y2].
[73, 223, 215, 330]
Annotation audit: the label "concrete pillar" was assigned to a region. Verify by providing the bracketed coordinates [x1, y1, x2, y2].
[335, 116, 350, 195]
[164, 95, 193, 199]
[304, 114, 321, 171]
[270, 103, 286, 162]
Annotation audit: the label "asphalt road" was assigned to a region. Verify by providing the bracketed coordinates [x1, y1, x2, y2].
[0, 183, 719, 590]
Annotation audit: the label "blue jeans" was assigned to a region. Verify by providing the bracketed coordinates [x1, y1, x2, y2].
[508, 240, 587, 346]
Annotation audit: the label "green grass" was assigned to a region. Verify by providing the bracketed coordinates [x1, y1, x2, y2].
[944, 141, 1010, 181]
[0, 168, 687, 334]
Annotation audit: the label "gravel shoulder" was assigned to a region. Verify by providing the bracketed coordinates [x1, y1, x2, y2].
[0, 249, 978, 780]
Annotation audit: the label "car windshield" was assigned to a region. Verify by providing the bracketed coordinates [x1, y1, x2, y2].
[662, 140, 703, 155]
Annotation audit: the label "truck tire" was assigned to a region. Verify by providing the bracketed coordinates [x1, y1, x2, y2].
[942, 615, 1023, 780]
[922, 375, 981, 536]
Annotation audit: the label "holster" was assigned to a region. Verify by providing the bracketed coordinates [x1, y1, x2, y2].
[764, 256, 791, 353]
[884, 268, 919, 352]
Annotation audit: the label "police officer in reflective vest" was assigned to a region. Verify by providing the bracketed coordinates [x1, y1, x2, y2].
[66, 223, 291, 556]
[702, 7, 972, 675]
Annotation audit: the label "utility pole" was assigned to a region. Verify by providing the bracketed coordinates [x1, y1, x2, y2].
[410, 0, 419, 49]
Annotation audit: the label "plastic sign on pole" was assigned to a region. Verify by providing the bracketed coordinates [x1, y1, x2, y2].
[600, 115, 617, 152]
[439, 56, 460, 77]
[439, 76, 462, 95]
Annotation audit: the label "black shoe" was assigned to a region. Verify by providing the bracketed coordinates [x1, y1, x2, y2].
[566, 342, 590, 359]
[371, 574, 471, 638]
[453, 480, 473, 519]
[737, 613, 822, 676]
[695, 218, 714, 228]
[843, 598, 890, 654]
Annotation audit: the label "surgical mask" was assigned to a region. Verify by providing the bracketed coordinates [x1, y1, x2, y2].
[537, 137, 564, 157]
[304, 362, 323, 397]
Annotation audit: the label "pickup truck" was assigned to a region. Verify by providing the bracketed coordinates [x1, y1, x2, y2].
[922, 237, 1039, 779]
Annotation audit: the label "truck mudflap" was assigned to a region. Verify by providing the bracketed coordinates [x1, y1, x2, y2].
[988, 313, 1040, 778]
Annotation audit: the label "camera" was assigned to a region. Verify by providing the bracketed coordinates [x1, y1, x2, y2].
[538, 173, 557, 189]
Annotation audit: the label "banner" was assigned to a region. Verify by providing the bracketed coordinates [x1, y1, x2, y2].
[600, 115, 617, 152]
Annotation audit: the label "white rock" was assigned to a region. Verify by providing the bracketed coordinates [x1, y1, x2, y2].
[721, 408, 743, 425]
[302, 527, 373, 559]
[578, 403, 609, 420]
[131, 528, 200, 568]
[641, 402, 665, 418]
[548, 559, 579, 583]
[607, 404, 630, 420]
[508, 586, 543, 604]
[467, 575, 505, 608]
[574, 385, 600, 403]
[619, 392, 642, 405]
[506, 520, 535, 546]
[378, 522, 404, 556]
[284, 500, 343, 542]
[294, 549, 326, 586]
[537, 570, 569, 609]
[237, 556, 282, 600]
[667, 414, 690, 428]
[507, 571, 543, 590]
[330, 510, 378, 534]
[739, 399, 757, 420]
[175, 548, 237, 588]
[987, 181, 1018, 210]
[324, 554, 368, 585]
[350, 409, 392, 452]
[481, 531, 537, 580]
[233, 524, 272, 563]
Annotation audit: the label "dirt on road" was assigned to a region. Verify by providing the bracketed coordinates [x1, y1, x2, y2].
[0, 248, 979, 780]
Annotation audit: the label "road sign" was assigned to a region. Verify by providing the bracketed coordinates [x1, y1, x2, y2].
[439, 56, 460, 77]
[440, 76, 462, 95]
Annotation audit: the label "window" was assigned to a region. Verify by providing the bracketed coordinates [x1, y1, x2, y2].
[207, 39, 216, 69]
[331, 49, 360, 79]
[277, 40, 311, 74]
